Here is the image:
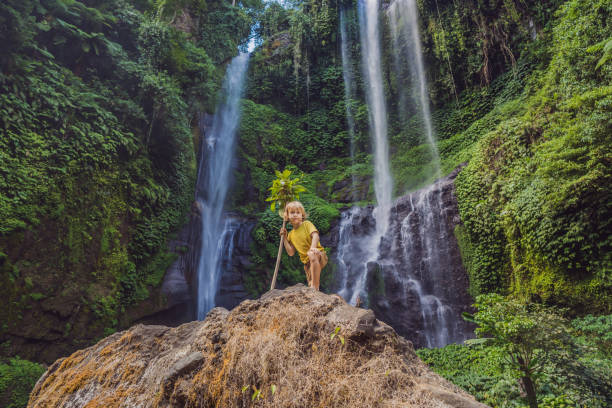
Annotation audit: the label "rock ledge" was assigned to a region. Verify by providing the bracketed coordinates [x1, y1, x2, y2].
[29, 285, 488, 408]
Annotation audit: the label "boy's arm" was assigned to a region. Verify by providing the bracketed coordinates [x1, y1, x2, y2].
[308, 231, 321, 253]
[280, 228, 296, 256]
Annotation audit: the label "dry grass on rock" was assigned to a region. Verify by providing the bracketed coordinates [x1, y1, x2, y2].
[29, 285, 488, 408]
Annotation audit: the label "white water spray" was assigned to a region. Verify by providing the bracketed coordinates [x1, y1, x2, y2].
[334, 0, 395, 307]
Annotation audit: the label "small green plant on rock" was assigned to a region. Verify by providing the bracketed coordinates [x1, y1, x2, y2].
[330, 326, 345, 345]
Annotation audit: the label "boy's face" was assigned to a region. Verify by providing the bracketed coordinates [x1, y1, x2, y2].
[287, 207, 303, 226]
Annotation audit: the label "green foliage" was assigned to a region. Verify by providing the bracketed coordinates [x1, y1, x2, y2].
[420, 301, 612, 408]
[0, 0, 257, 360]
[417, 344, 520, 407]
[464, 294, 612, 407]
[265, 169, 307, 215]
[417, 0, 563, 106]
[0, 357, 45, 408]
[330, 326, 344, 345]
[571, 314, 612, 354]
[467, 294, 573, 376]
[453, 0, 612, 310]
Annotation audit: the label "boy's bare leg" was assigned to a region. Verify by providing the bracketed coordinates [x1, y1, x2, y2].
[307, 254, 321, 290]
[310, 261, 321, 290]
[307, 251, 327, 290]
[304, 265, 312, 287]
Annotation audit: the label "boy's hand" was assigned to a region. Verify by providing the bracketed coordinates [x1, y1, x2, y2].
[307, 248, 321, 257]
[280, 227, 288, 238]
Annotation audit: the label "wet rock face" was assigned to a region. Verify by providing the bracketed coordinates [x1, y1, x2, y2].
[148, 208, 255, 326]
[333, 167, 474, 348]
[134, 204, 202, 327]
[28, 285, 488, 408]
[214, 218, 256, 310]
[330, 175, 372, 203]
[377, 167, 474, 347]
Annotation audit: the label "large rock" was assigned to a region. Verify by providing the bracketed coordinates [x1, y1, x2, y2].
[29, 285, 488, 408]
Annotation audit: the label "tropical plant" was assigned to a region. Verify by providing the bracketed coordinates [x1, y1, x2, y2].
[265, 169, 307, 216]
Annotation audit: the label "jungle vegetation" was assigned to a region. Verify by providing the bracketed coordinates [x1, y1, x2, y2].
[0, 0, 610, 407]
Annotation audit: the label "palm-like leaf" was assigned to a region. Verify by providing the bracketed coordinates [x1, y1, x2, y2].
[266, 169, 307, 217]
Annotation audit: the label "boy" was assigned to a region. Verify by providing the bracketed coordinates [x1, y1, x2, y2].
[279, 201, 328, 290]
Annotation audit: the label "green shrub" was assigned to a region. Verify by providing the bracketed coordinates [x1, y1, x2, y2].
[417, 344, 519, 407]
[571, 314, 612, 354]
[0, 357, 45, 408]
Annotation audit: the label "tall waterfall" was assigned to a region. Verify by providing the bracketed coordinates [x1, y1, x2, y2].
[335, 0, 395, 306]
[358, 0, 393, 232]
[195, 53, 249, 320]
[336, 0, 472, 347]
[388, 0, 440, 177]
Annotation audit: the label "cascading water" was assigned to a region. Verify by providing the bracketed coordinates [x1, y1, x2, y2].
[335, 172, 473, 347]
[388, 0, 440, 178]
[195, 53, 249, 320]
[335, 0, 472, 347]
[386, 0, 463, 346]
[335, 0, 395, 307]
[358, 0, 393, 228]
[395, 183, 469, 347]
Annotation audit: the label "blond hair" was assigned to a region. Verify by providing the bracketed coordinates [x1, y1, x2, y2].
[284, 201, 307, 221]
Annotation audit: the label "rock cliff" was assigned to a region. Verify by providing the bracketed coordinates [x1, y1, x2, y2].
[29, 285, 487, 408]
[331, 167, 474, 348]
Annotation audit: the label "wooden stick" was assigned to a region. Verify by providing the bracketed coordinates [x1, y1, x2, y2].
[270, 219, 287, 290]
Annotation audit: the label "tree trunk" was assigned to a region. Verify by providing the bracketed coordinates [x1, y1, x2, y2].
[517, 355, 538, 408]
[521, 376, 538, 408]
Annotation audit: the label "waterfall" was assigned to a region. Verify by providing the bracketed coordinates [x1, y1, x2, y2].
[388, 0, 441, 178]
[335, 0, 472, 347]
[340, 8, 358, 200]
[396, 184, 467, 347]
[333, 0, 395, 307]
[358, 0, 393, 233]
[335, 174, 473, 347]
[385, 0, 460, 346]
[335, 207, 376, 302]
[195, 53, 249, 320]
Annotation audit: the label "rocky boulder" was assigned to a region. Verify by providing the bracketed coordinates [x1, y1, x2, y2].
[29, 285, 488, 408]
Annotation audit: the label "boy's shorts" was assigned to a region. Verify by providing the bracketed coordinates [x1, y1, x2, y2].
[304, 250, 328, 272]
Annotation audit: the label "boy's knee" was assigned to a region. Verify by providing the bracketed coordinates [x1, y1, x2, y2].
[308, 253, 319, 264]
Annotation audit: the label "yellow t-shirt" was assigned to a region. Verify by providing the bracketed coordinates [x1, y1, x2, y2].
[287, 220, 325, 264]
